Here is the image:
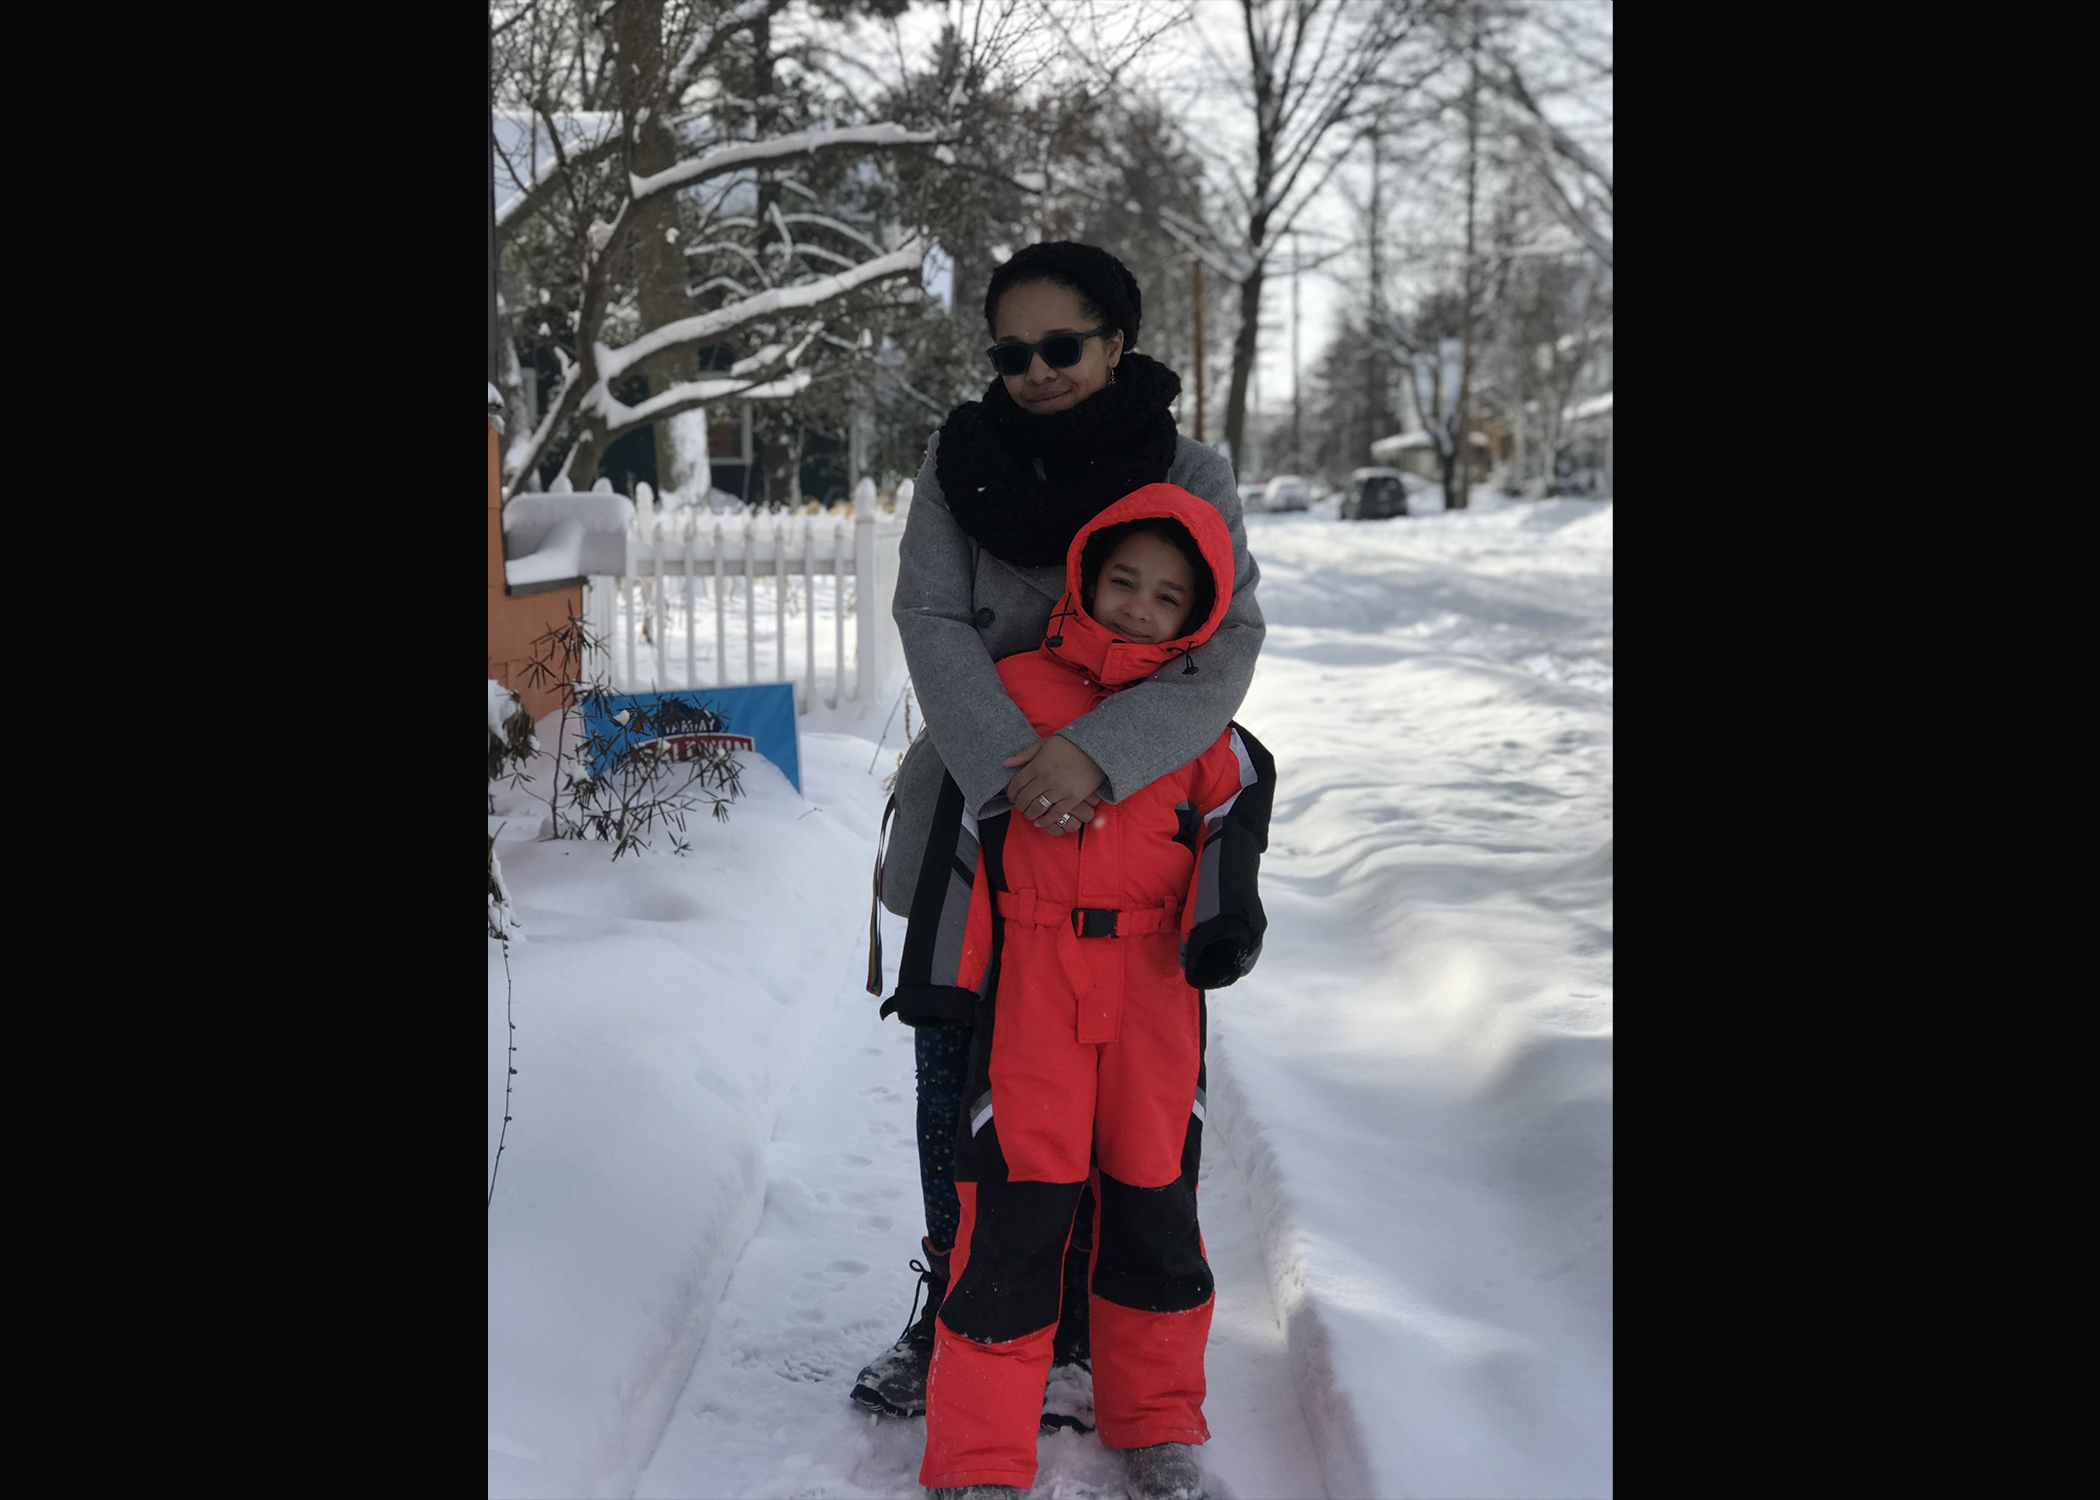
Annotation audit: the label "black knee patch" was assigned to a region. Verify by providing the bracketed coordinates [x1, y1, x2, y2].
[1093, 1168, 1213, 1314]
[941, 1180, 1086, 1343]
[1069, 1177, 1096, 1254]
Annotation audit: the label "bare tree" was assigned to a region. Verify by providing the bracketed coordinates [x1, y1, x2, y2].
[1187, 0, 1445, 475]
[1306, 0, 1608, 505]
[1483, 6, 1612, 269]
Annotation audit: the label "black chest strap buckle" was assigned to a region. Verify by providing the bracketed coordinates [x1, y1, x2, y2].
[1073, 907, 1120, 939]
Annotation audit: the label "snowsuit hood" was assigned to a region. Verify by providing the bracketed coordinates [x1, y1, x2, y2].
[1041, 483, 1236, 689]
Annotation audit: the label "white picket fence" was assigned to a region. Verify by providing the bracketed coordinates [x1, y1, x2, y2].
[584, 493, 906, 713]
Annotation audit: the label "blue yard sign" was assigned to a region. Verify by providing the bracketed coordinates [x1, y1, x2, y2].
[579, 683, 802, 793]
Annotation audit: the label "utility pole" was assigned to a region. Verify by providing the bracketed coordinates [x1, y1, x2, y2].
[1453, 11, 1482, 510]
[1253, 302, 1263, 475]
[1291, 230, 1302, 473]
[1192, 259, 1206, 443]
[1366, 123, 1385, 469]
[487, 18, 499, 393]
[1191, 185, 1206, 444]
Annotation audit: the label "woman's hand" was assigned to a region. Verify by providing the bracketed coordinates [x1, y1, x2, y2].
[1003, 736, 1106, 836]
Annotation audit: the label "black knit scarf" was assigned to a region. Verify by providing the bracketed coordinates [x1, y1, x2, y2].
[935, 351, 1182, 568]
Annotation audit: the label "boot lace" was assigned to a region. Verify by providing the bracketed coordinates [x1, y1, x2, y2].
[897, 1257, 942, 1348]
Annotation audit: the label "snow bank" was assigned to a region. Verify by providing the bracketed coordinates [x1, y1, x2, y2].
[487, 731, 884, 1500]
[1221, 501, 1613, 1497]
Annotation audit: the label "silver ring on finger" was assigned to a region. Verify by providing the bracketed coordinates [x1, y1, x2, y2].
[1035, 793, 1055, 812]
[1056, 812, 1074, 828]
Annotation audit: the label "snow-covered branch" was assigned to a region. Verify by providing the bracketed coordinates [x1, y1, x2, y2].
[787, 243, 858, 271]
[684, 240, 769, 278]
[665, 0, 786, 104]
[594, 241, 922, 387]
[504, 362, 588, 498]
[779, 212, 886, 259]
[629, 122, 943, 205]
[597, 368, 814, 432]
[506, 364, 572, 480]
[494, 115, 621, 244]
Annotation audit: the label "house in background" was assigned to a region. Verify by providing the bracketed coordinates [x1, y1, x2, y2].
[1553, 322, 1612, 496]
[1559, 391, 1612, 495]
[1369, 428, 1495, 484]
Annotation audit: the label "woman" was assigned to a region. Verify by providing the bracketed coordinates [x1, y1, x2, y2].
[854, 242, 1265, 1475]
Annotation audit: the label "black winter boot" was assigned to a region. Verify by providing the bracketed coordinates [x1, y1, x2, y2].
[849, 1239, 949, 1417]
[1041, 1234, 1095, 1433]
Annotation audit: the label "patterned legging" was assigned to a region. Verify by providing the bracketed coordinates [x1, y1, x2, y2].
[914, 1020, 1094, 1260]
[914, 1022, 973, 1251]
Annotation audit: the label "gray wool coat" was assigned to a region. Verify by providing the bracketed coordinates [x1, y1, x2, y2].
[881, 431, 1266, 915]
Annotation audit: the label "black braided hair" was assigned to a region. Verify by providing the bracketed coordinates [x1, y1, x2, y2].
[985, 241, 1144, 351]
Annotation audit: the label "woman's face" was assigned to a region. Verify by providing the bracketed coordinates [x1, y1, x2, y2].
[991, 279, 1123, 416]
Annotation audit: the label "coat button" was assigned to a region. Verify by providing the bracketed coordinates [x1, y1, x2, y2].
[973, 607, 996, 629]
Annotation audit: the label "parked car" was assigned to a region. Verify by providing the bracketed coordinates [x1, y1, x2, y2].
[1237, 480, 1269, 514]
[1341, 467, 1410, 520]
[1263, 474, 1312, 512]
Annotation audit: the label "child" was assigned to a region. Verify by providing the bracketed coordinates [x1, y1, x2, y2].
[919, 483, 1272, 1500]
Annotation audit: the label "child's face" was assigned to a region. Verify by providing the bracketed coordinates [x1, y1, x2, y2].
[1089, 532, 1196, 644]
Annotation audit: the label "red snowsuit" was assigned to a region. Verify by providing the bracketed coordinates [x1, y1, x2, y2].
[920, 485, 1262, 1493]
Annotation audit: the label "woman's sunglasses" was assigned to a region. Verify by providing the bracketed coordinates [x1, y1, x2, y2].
[986, 326, 1113, 377]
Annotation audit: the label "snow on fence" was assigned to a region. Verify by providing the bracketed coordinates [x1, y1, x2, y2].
[582, 482, 907, 713]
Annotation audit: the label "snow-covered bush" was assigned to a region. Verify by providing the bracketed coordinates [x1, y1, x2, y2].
[562, 693, 744, 859]
[488, 680, 537, 937]
[487, 678, 537, 784]
[518, 607, 744, 861]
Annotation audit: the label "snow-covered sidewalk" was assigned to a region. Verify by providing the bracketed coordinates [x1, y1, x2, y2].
[632, 914, 1322, 1499]
[487, 731, 895, 1500]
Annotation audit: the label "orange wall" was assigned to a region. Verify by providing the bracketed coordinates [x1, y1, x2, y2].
[488, 421, 582, 723]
